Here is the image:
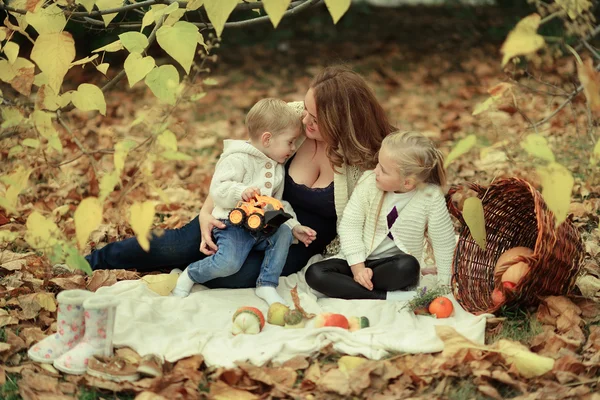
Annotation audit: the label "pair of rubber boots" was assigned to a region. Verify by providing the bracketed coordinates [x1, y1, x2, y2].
[28, 289, 118, 375]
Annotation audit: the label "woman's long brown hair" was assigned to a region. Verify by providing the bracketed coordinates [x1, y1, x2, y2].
[310, 65, 396, 171]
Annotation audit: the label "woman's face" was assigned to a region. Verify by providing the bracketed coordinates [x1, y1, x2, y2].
[303, 88, 323, 141]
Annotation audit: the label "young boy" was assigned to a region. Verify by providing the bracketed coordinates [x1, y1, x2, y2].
[172, 98, 317, 306]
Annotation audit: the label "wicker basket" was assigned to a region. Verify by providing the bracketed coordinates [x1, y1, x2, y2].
[447, 178, 585, 315]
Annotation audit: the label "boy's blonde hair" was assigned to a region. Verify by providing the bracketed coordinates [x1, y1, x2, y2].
[245, 98, 302, 140]
[381, 131, 447, 188]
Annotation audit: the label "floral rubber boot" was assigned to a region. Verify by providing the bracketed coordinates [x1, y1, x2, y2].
[28, 289, 93, 363]
[53, 295, 118, 375]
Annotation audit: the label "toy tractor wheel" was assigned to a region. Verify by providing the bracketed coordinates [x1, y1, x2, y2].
[229, 208, 245, 226]
[245, 213, 264, 231]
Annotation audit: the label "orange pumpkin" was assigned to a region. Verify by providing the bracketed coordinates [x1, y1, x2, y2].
[428, 297, 454, 318]
[501, 261, 530, 285]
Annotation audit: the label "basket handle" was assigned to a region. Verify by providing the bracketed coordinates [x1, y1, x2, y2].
[446, 182, 485, 222]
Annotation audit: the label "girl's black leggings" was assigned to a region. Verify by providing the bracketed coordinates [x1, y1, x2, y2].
[305, 253, 420, 300]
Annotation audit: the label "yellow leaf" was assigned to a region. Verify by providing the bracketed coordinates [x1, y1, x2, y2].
[3, 42, 19, 64]
[97, 63, 109, 76]
[262, 0, 291, 28]
[119, 31, 149, 53]
[0, 27, 7, 41]
[462, 197, 486, 251]
[70, 54, 99, 67]
[577, 58, 600, 114]
[0, 231, 18, 243]
[92, 40, 124, 53]
[31, 32, 76, 93]
[157, 130, 178, 152]
[520, 134, 555, 162]
[495, 339, 554, 378]
[35, 293, 56, 312]
[26, 4, 67, 34]
[74, 197, 103, 249]
[203, 0, 238, 37]
[0, 57, 35, 84]
[141, 9, 156, 32]
[129, 201, 158, 252]
[337, 356, 366, 375]
[435, 326, 488, 358]
[114, 139, 137, 174]
[556, 0, 592, 20]
[191, 92, 206, 101]
[156, 22, 198, 74]
[444, 134, 477, 168]
[590, 140, 600, 166]
[0, 165, 32, 214]
[35, 85, 68, 112]
[8, 145, 23, 157]
[124, 52, 155, 87]
[472, 83, 513, 116]
[22, 138, 40, 148]
[324, 0, 351, 24]
[141, 274, 178, 296]
[96, 0, 123, 26]
[472, 97, 496, 116]
[203, 78, 218, 85]
[501, 14, 545, 67]
[99, 171, 120, 202]
[1, 107, 24, 129]
[32, 110, 62, 154]
[71, 83, 107, 115]
[25, 210, 62, 249]
[186, 0, 203, 11]
[198, 32, 207, 52]
[8, 0, 29, 29]
[144, 64, 179, 105]
[76, 0, 97, 13]
[536, 162, 574, 226]
[165, 8, 186, 26]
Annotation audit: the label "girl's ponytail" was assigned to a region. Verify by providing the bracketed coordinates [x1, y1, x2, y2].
[426, 148, 447, 189]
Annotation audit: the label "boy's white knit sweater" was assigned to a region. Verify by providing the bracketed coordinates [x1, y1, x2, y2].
[337, 172, 457, 285]
[210, 140, 299, 230]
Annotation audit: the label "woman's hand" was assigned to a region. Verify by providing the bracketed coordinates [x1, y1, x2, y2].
[292, 225, 317, 247]
[351, 262, 373, 291]
[198, 211, 226, 255]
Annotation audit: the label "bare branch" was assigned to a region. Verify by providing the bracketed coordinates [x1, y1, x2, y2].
[583, 40, 600, 60]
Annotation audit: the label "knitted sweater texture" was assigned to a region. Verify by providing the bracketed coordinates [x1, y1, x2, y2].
[337, 172, 456, 285]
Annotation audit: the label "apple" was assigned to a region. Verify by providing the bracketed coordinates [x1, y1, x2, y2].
[267, 302, 290, 326]
[314, 313, 349, 329]
[502, 281, 517, 291]
[491, 288, 505, 306]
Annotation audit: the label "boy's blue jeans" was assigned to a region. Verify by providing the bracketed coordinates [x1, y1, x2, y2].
[186, 221, 293, 287]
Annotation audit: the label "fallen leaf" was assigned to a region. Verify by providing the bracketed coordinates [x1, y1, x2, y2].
[495, 339, 554, 378]
[576, 274, 600, 298]
[141, 273, 178, 296]
[337, 355, 367, 375]
[290, 285, 315, 319]
[317, 368, 351, 396]
[18, 293, 42, 319]
[280, 355, 309, 370]
[35, 292, 56, 312]
[578, 58, 600, 114]
[86, 269, 117, 291]
[136, 392, 168, 400]
[209, 380, 259, 400]
[0, 309, 20, 328]
[478, 384, 503, 400]
[49, 275, 86, 290]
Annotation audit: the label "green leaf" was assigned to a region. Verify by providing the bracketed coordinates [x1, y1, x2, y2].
[462, 197, 486, 251]
[71, 84, 107, 115]
[30, 32, 76, 93]
[157, 129, 178, 151]
[141, 9, 156, 32]
[74, 197, 103, 249]
[520, 134, 555, 162]
[119, 31, 149, 53]
[22, 138, 40, 148]
[203, 0, 238, 37]
[26, 4, 67, 34]
[8, 145, 23, 157]
[1, 107, 24, 129]
[536, 162, 574, 226]
[203, 78, 218, 86]
[96, 0, 123, 26]
[164, 8, 186, 26]
[65, 245, 93, 275]
[92, 40, 123, 53]
[262, 0, 291, 28]
[444, 134, 477, 168]
[324, 0, 351, 24]
[70, 54, 99, 67]
[124, 52, 156, 87]
[4, 42, 19, 64]
[97, 63, 109, 76]
[186, 0, 203, 11]
[144, 64, 179, 105]
[156, 22, 198, 74]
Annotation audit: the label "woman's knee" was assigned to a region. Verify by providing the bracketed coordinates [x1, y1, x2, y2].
[305, 263, 326, 288]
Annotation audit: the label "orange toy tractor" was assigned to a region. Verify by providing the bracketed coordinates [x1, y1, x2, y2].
[228, 195, 292, 233]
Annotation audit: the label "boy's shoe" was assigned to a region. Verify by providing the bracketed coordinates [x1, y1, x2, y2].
[136, 354, 163, 378]
[87, 355, 140, 382]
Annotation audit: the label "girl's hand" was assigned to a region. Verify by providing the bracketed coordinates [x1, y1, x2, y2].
[242, 186, 260, 201]
[292, 225, 317, 247]
[351, 263, 373, 291]
[198, 213, 226, 255]
[421, 267, 437, 276]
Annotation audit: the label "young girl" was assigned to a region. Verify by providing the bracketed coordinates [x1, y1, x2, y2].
[305, 131, 456, 301]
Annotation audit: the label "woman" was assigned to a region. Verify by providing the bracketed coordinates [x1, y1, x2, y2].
[86, 66, 396, 289]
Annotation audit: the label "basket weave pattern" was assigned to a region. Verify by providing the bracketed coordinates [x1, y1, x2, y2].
[447, 178, 585, 314]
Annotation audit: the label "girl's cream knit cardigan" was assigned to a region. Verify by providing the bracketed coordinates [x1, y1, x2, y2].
[337, 172, 457, 285]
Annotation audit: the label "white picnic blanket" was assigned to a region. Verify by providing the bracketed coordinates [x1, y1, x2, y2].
[95, 262, 489, 368]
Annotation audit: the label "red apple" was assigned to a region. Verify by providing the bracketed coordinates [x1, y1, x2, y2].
[502, 281, 517, 291]
[491, 288, 505, 306]
[314, 313, 349, 329]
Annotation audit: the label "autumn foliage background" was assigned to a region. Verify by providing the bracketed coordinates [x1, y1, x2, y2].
[1, 0, 600, 399]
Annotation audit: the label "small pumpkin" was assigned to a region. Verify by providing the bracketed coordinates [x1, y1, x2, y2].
[501, 261, 530, 286]
[283, 309, 305, 328]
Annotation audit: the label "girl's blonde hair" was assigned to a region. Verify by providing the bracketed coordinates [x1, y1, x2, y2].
[310, 66, 396, 171]
[381, 131, 447, 189]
